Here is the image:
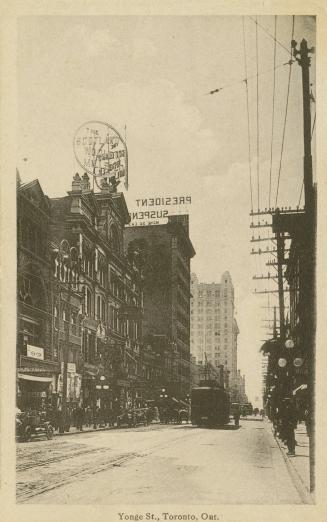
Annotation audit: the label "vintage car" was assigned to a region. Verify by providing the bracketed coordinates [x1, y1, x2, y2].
[16, 410, 54, 442]
[116, 408, 149, 428]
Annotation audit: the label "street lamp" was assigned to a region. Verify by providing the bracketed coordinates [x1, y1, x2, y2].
[52, 239, 83, 431]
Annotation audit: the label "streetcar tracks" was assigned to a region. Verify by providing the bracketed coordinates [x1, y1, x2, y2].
[17, 427, 196, 503]
[17, 452, 139, 503]
[17, 446, 110, 472]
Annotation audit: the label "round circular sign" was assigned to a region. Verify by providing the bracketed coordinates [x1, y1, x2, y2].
[278, 358, 287, 368]
[285, 339, 295, 349]
[293, 357, 304, 367]
[73, 121, 128, 186]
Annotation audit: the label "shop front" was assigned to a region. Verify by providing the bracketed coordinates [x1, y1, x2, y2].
[17, 352, 60, 411]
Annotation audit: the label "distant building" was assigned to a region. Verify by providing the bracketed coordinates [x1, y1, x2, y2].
[190, 272, 240, 401]
[124, 215, 196, 399]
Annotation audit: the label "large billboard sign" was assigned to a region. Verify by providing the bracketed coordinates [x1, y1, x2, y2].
[127, 195, 192, 227]
[73, 121, 128, 189]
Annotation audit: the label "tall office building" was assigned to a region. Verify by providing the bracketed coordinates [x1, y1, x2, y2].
[124, 215, 196, 398]
[190, 272, 239, 398]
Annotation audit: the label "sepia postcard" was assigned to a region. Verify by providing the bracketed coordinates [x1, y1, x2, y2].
[1, 2, 327, 522]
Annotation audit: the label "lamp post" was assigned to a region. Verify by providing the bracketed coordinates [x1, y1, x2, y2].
[52, 239, 83, 431]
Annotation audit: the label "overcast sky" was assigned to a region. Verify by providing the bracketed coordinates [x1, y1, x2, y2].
[17, 15, 316, 405]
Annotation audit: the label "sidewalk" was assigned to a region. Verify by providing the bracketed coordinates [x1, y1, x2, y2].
[268, 419, 313, 501]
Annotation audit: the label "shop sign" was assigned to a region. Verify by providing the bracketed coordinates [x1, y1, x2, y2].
[61, 362, 76, 373]
[27, 344, 44, 360]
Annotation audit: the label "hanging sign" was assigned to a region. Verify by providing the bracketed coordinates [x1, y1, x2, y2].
[27, 344, 44, 360]
[73, 121, 128, 189]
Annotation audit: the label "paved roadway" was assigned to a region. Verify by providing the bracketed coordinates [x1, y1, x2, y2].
[16, 419, 306, 504]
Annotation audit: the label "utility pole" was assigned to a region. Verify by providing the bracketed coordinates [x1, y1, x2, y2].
[292, 38, 316, 493]
[276, 222, 286, 341]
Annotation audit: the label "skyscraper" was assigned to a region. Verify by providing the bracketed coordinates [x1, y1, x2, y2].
[190, 271, 239, 399]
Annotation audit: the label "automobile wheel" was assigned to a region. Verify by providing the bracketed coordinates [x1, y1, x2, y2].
[46, 425, 54, 440]
[24, 426, 32, 442]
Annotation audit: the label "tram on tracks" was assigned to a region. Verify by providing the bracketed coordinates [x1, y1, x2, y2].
[191, 380, 230, 427]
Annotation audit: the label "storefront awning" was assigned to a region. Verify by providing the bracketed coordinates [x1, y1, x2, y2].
[18, 373, 53, 391]
[18, 374, 53, 383]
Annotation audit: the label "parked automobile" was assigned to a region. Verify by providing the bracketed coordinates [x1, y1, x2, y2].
[116, 408, 149, 428]
[16, 410, 54, 442]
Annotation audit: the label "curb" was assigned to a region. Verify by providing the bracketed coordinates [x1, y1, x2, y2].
[268, 423, 314, 504]
[54, 426, 117, 437]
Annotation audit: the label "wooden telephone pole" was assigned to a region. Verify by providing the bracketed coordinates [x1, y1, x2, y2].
[292, 38, 316, 493]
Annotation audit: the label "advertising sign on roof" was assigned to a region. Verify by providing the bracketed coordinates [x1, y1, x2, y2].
[73, 121, 128, 189]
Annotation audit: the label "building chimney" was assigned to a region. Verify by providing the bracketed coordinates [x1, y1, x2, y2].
[71, 173, 82, 193]
[81, 172, 91, 192]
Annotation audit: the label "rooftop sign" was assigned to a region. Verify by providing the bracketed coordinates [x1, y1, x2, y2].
[73, 121, 128, 189]
[127, 195, 192, 227]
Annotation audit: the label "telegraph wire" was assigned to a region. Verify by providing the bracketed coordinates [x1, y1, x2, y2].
[275, 16, 295, 208]
[256, 16, 260, 213]
[205, 62, 287, 96]
[242, 16, 254, 213]
[269, 16, 277, 209]
[248, 15, 292, 56]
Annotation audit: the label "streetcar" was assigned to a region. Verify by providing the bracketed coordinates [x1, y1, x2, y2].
[191, 380, 230, 427]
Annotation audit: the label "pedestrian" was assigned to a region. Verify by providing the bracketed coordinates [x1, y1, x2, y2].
[233, 410, 240, 428]
[93, 405, 99, 429]
[57, 405, 65, 434]
[281, 398, 297, 456]
[75, 403, 84, 431]
[85, 405, 92, 427]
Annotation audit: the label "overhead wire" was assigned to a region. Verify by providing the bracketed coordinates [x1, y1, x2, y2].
[269, 16, 277, 209]
[275, 15, 295, 208]
[248, 15, 292, 56]
[205, 61, 288, 96]
[242, 16, 254, 213]
[256, 16, 260, 213]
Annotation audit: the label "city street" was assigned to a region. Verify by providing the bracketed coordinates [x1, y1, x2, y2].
[17, 419, 307, 504]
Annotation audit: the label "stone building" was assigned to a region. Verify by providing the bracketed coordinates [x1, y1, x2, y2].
[190, 271, 241, 401]
[50, 173, 144, 411]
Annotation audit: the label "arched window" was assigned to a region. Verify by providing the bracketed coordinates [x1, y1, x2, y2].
[86, 288, 92, 316]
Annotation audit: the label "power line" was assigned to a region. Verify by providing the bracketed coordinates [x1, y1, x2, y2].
[248, 16, 292, 57]
[275, 16, 295, 207]
[269, 16, 277, 209]
[205, 62, 287, 96]
[256, 16, 260, 212]
[242, 16, 254, 213]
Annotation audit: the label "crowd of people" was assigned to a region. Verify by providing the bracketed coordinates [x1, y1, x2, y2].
[24, 402, 189, 434]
